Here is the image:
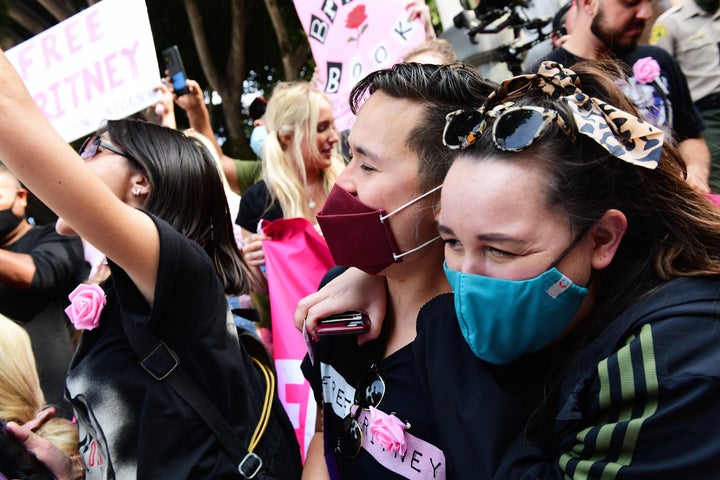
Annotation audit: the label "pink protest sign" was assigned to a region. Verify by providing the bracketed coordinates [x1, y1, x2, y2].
[6, 0, 160, 142]
[260, 218, 335, 459]
[293, 1, 427, 132]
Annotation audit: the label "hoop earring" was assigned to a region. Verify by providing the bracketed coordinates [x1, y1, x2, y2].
[132, 187, 141, 198]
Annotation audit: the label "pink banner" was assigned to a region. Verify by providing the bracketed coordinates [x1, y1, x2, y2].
[260, 218, 335, 459]
[293, 0, 426, 132]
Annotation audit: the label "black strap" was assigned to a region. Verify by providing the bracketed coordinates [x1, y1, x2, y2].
[121, 314, 264, 479]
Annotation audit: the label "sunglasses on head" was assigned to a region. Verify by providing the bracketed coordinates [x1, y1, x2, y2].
[443, 103, 574, 152]
[79, 135, 131, 161]
[336, 366, 385, 458]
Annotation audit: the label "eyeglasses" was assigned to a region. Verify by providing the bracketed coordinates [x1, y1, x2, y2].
[79, 135, 131, 160]
[443, 104, 573, 152]
[336, 365, 385, 458]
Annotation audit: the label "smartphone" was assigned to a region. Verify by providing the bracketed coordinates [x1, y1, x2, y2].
[161, 45, 190, 96]
[315, 312, 370, 336]
[0, 419, 56, 480]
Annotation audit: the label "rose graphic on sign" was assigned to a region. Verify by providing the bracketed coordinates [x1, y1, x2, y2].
[346, 5, 369, 47]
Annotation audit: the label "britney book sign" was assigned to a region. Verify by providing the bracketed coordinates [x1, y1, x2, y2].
[293, 0, 427, 132]
[5, 0, 160, 143]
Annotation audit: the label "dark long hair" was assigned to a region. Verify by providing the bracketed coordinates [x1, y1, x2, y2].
[101, 119, 249, 295]
[462, 60, 720, 328]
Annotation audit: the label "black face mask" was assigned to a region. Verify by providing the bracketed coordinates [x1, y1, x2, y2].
[0, 200, 23, 238]
[695, 0, 719, 13]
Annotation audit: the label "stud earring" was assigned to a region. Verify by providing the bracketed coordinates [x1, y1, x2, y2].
[132, 187, 141, 197]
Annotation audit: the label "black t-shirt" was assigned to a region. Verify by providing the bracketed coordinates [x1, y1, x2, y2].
[1, 223, 87, 419]
[533, 45, 705, 141]
[66, 214, 301, 479]
[302, 330, 448, 479]
[413, 293, 551, 480]
[236, 180, 284, 232]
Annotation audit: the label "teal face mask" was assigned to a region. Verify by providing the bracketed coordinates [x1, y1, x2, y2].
[443, 262, 588, 365]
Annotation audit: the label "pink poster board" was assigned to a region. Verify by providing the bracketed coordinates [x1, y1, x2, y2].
[293, 1, 427, 132]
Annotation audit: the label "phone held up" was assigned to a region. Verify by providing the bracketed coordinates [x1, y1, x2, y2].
[0, 419, 57, 480]
[315, 311, 371, 336]
[162, 45, 190, 96]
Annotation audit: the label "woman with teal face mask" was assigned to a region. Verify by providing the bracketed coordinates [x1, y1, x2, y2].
[299, 60, 720, 478]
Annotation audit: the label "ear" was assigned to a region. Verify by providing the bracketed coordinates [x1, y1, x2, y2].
[587, 209, 627, 270]
[15, 188, 27, 207]
[277, 132, 292, 148]
[128, 173, 151, 207]
[577, 0, 595, 16]
[13, 188, 28, 216]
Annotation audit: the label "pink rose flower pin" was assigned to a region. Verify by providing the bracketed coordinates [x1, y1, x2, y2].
[633, 57, 660, 85]
[65, 283, 106, 331]
[369, 407, 408, 456]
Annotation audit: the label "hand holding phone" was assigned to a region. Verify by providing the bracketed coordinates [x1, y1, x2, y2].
[315, 312, 371, 336]
[161, 45, 190, 96]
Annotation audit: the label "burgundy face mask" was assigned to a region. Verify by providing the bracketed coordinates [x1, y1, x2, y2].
[316, 184, 442, 275]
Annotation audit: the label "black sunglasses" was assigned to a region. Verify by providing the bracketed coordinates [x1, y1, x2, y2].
[79, 135, 131, 160]
[443, 104, 573, 152]
[336, 365, 385, 458]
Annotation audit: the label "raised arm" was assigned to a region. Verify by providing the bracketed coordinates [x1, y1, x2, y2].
[0, 49, 159, 305]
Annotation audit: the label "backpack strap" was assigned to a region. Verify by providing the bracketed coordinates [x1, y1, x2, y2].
[120, 309, 273, 479]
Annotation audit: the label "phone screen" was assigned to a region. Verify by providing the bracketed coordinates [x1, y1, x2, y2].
[170, 72, 186, 93]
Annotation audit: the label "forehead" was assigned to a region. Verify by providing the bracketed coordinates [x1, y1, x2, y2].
[602, 0, 642, 10]
[316, 97, 335, 120]
[349, 92, 424, 155]
[440, 157, 566, 234]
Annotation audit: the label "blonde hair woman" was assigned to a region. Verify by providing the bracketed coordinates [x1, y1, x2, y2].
[236, 82, 345, 341]
[238, 81, 344, 233]
[0, 314, 78, 459]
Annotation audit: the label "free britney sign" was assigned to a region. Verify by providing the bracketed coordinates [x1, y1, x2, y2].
[293, 0, 427, 132]
[6, 0, 160, 142]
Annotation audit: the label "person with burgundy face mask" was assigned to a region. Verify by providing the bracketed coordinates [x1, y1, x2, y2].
[299, 63, 494, 480]
[0, 163, 87, 420]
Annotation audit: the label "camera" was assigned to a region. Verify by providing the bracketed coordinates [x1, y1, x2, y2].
[453, 0, 552, 75]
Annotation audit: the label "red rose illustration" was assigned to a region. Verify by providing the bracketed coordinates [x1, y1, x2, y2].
[346, 5, 367, 28]
[346, 5, 369, 47]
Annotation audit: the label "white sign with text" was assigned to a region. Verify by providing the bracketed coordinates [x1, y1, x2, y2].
[6, 0, 160, 142]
